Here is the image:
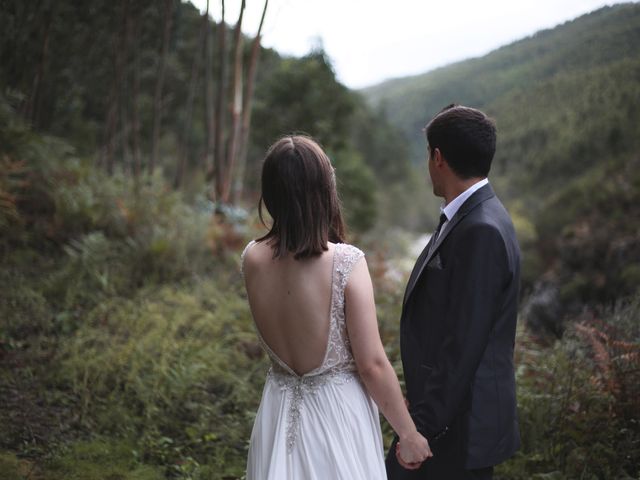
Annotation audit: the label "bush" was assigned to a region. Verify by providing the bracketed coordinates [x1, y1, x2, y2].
[41, 438, 164, 480]
[56, 276, 267, 478]
[332, 147, 378, 232]
[499, 295, 640, 479]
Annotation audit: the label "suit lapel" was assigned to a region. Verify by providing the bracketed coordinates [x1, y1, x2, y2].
[403, 184, 496, 306]
[403, 234, 436, 304]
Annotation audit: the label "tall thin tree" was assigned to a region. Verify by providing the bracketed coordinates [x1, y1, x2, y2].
[129, 2, 143, 178]
[212, 0, 227, 201]
[203, 0, 216, 180]
[119, 0, 132, 175]
[234, 0, 269, 200]
[101, 1, 128, 175]
[150, 0, 174, 174]
[221, 0, 246, 203]
[23, 0, 54, 128]
[175, 1, 209, 188]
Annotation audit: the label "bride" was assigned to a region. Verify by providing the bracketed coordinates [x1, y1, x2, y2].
[242, 135, 431, 479]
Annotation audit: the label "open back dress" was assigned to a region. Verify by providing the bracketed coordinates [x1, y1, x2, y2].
[242, 241, 386, 480]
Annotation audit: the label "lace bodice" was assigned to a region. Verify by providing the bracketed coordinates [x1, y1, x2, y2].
[240, 241, 365, 450]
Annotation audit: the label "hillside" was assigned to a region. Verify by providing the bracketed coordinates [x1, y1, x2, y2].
[363, 3, 640, 324]
[363, 3, 640, 186]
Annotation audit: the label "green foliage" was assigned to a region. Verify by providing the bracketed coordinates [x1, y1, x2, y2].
[252, 51, 356, 151]
[54, 278, 265, 478]
[0, 267, 51, 339]
[1, 0, 201, 155]
[0, 452, 24, 480]
[492, 57, 640, 200]
[508, 203, 543, 291]
[1, 235, 263, 479]
[332, 147, 378, 232]
[45, 170, 214, 311]
[362, 3, 640, 314]
[498, 296, 640, 479]
[0, 94, 69, 248]
[0, 93, 262, 477]
[349, 98, 433, 231]
[1, 0, 416, 233]
[250, 50, 420, 232]
[42, 438, 164, 480]
[535, 155, 640, 309]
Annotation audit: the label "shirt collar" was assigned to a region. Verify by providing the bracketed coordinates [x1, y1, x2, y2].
[440, 178, 489, 221]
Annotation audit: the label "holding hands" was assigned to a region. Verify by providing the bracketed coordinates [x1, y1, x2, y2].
[396, 429, 432, 470]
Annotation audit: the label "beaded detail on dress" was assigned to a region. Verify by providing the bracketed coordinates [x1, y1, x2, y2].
[269, 368, 358, 450]
[240, 241, 365, 451]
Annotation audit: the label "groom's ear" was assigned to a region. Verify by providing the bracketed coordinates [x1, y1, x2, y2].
[433, 147, 445, 168]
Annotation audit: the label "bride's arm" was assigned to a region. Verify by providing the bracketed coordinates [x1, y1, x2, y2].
[345, 257, 432, 466]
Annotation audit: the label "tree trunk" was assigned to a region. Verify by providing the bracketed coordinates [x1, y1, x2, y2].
[234, 0, 269, 201]
[150, 0, 174, 174]
[212, 0, 227, 201]
[203, 0, 216, 179]
[175, 2, 208, 188]
[221, 0, 246, 203]
[101, 87, 117, 175]
[25, 1, 54, 129]
[130, 3, 142, 178]
[119, 0, 132, 175]
[101, 2, 129, 176]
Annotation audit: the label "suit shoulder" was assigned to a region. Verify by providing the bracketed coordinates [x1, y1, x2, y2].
[468, 198, 517, 234]
[455, 220, 503, 245]
[461, 202, 520, 266]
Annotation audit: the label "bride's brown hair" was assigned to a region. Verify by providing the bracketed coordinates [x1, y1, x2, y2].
[257, 135, 346, 259]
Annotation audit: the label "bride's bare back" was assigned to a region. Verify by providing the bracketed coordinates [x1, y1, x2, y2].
[243, 136, 431, 473]
[243, 240, 335, 376]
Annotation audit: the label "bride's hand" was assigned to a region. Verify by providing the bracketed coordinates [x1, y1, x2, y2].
[396, 430, 432, 469]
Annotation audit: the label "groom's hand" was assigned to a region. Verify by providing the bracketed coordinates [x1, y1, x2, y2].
[395, 440, 432, 470]
[395, 445, 422, 470]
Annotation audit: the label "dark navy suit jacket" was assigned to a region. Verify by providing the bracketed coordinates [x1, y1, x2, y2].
[388, 183, 521, 476]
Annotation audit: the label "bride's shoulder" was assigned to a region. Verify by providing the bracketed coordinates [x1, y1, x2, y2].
[241, 239, 257, 260]
[240, 239, 266, 275]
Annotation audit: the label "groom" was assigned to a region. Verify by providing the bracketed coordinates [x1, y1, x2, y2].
[386, 105, 521, 479]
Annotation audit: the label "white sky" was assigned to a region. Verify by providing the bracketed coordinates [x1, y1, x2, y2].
[189, 0, 632, 89]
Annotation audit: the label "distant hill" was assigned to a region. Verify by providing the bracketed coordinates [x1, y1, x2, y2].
[363, 3, 640, 316]
[362, 3, 640, 195]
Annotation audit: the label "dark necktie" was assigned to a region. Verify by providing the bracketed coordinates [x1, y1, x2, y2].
[405, 212, 449, 304]
[433, 213, 447, 242]
[427, 213, 447, 258]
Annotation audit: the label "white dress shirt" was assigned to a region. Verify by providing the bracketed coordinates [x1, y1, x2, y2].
[436, 178, 489, 239]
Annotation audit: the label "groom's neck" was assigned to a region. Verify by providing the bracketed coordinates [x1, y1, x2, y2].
[442, 176, 487, 205]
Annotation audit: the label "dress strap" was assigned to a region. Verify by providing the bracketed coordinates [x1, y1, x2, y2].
[240, 239, 257, 276]
[334, 243, 365, 292]
[328, 243, 365, 350]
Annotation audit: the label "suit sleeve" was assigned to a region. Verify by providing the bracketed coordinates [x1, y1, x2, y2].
[411, 223, 508, 441]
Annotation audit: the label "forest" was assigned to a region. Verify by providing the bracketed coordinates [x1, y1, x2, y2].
[1, 1, 639, 479]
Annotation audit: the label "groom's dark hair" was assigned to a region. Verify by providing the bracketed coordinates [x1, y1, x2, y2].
[425, 104, 496, 179]
[258, 135, 346, 260]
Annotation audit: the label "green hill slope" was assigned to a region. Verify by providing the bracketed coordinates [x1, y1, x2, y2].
[363, 3, 640, 318]
[363, 3, 640, 181]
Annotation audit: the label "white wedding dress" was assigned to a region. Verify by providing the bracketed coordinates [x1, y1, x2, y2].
[242, 241, 387, 480]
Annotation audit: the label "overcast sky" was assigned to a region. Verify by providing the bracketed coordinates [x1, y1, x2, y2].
[190, 0, 632, 89]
